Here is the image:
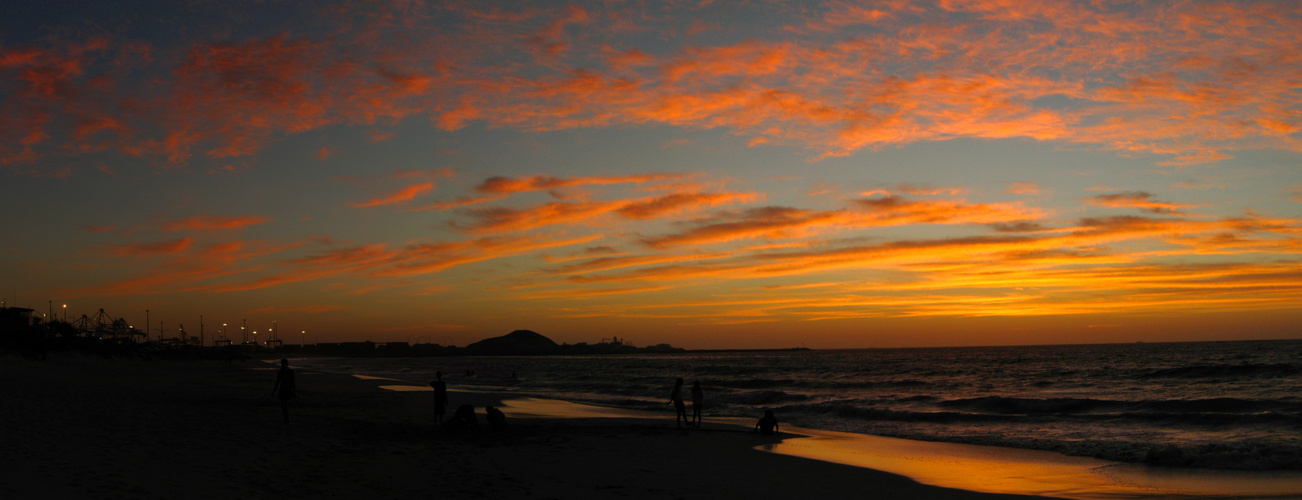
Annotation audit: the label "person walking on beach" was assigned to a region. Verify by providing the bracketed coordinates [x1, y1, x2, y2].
[430, 371, 448, 427]
[668, 377, 687, 428]
[271, 358, 296, 424]
[754, 409, 779, 436]
[690, 380, 705, 427]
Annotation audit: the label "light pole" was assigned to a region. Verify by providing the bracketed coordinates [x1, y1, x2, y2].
[301, 330, 306, 348]
[62, 304, 67, 321]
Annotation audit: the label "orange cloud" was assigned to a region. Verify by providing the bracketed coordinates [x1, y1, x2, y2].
[365, 129, 396, 142]
[642, 207, 852, 248]
[854, 195, 1047, 226]
[7, 2, 1302, 173]
[460, 201, 620, 233]
[351, 182, 436, 208]
[1007, 182, 1042, 195]
[476, 174, 687, 194]
[164, 215, 271, 231]
[111, 238, 193, 257]
[1084, 192, 1195, 215]
[407, 193, 506, 212]
[616, 192, 757, 219]
[639, 195, 1045, 249]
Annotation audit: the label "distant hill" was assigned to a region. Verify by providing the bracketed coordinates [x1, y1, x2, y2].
[463, 330, 561, 355]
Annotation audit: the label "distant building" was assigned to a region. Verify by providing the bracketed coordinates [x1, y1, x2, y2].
[0, 307, 38, 329]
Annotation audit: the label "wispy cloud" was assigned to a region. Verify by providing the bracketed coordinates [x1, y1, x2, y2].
[475, 174, 688, 194]
[351, 182, 436, 208]
[1084, 192, 1195, 215]
[5, 2, 1302, 173]
[164, 215, 270, 231]
[110, 238, 194, 257]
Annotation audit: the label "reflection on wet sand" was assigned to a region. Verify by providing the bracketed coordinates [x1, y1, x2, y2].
[761, 427, 1302, 500]
[497, 396, 1302, 500]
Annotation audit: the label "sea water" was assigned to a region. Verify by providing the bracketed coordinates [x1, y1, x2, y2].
[291, 339, 1302, 471]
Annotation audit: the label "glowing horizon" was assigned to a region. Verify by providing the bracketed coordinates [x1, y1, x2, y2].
[2, 1, 1300, 348]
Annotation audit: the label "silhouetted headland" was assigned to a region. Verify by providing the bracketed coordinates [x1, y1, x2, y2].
[311, 330, 808, 357]
[1, 307, 807, 359]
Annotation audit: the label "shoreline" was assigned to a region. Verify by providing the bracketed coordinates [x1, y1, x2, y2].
[6, 354, 1299, 499]
[386, 381, 1302, 499]
[2, 354, 1044, 499]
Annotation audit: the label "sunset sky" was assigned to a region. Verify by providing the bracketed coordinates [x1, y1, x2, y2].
[2, 0, 1300, 348]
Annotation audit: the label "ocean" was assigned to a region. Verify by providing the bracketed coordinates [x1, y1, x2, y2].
[290, 339, 1302, 471]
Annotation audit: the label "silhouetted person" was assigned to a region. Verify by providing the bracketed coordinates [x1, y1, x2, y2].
[430, 371, 448, 426]
[668, 377, 687, 428]
[754, 410, 779, 436]
[447, 404, 478, 429]
[691, 380, 705, 427]
[485, 405, 506, 429]
[271, 358, 295, 424]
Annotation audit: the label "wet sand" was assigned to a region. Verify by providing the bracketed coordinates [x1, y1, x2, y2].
[0, 354, 1045, 499]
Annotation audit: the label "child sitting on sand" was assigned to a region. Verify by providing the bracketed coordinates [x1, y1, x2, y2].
[448, 404, 478, 428]
[485, 405, 506, 428]
[754, 410, 779, 436]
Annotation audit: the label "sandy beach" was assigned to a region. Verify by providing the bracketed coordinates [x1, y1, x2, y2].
[0, 354, 1052, 499]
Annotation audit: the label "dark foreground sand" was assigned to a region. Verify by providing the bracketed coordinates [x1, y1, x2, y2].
[0, 354, 1051, 500]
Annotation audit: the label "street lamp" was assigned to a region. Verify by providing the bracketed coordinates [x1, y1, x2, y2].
[62, 304, 67, 321]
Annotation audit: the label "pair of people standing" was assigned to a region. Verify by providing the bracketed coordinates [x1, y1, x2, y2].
[668, 378, 705, 428]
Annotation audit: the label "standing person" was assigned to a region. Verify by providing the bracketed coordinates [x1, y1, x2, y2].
[430, 371, 448, 427]
[690, 380, 705, 427]
[271, 358, 295, 424]
[668, 377, 687, 428]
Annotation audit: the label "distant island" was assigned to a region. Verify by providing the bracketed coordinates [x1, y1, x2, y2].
[314, 330, 690, 356]
[465, 330, 680, 355]
[309, 330, 809, 357]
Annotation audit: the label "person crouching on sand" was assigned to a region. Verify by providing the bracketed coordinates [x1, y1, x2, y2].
[271, 358, 296, 424]
[668, 377, 687, 428]
[754, 410, 779, 436]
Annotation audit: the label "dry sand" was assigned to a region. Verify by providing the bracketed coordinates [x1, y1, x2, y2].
[0, 354, 1048, 499]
